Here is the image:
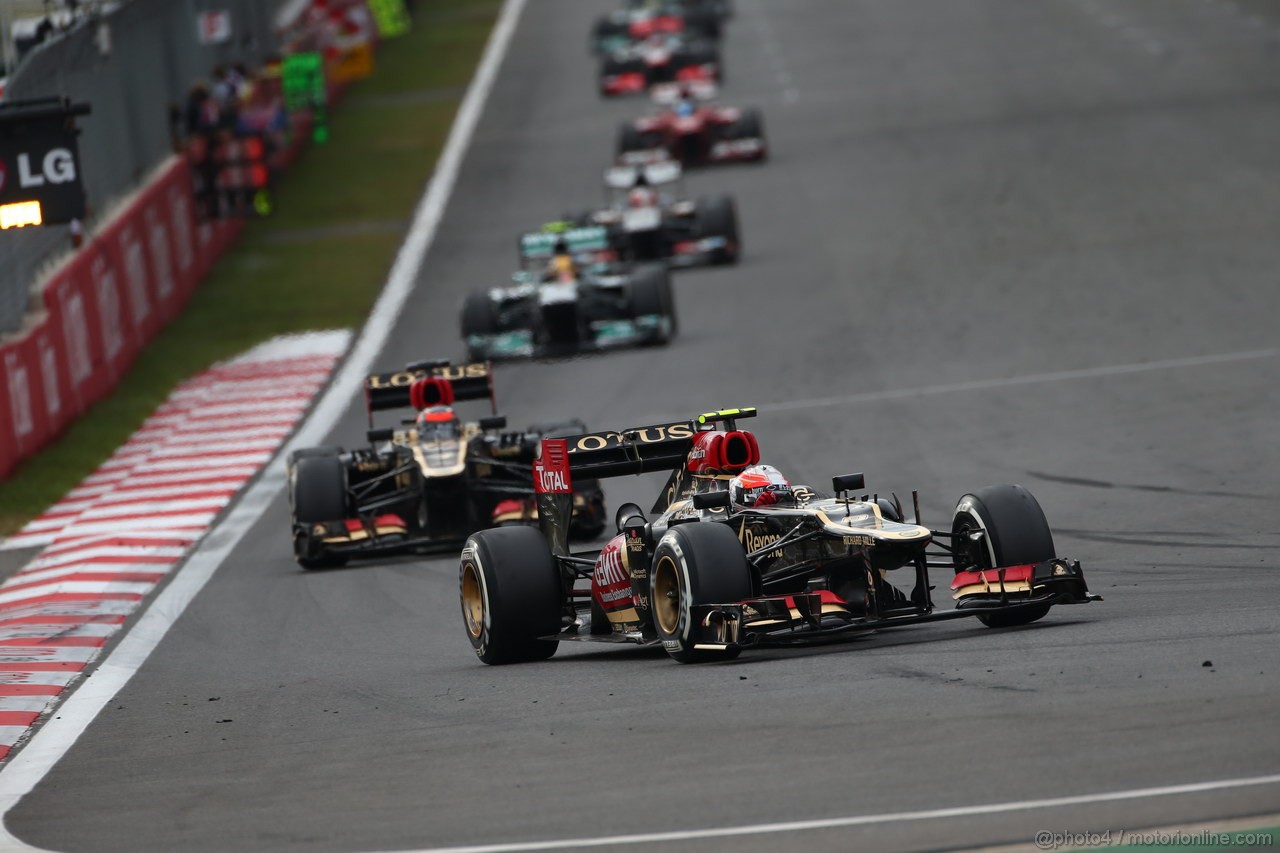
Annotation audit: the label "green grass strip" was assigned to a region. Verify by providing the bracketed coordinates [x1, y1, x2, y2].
[0, 0, 502, 535]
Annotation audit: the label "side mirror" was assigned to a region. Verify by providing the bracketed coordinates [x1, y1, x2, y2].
[832, 473, 865, 494]
[692, 490, 731, 511]
[479, 415, 507, 431]
[367, 428, 394, 443]
[615, 502, 646, 533]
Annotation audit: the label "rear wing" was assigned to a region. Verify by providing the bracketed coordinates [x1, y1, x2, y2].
[519, 225, 611, 260]
[363, 361, 495, 424]
[534, 408, 756, 555]
[605, 160, 682, 189]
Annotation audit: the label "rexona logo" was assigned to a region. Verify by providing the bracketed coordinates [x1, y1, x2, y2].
[739, 525, 783, 559]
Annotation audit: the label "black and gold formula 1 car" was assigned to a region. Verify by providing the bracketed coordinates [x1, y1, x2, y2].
[286, 360, 605, 569]
[458, 408, 1100, 663]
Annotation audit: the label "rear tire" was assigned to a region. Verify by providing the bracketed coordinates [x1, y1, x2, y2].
[627, 264, 677, 342]
[291, 455, 350, 570]
[461, 291, 499, 361]
[952, 485, 1055, 627]
[651, 523, 752, 663]
[735, 108, 767, 161]
[617, 123, 647, 156]
[461, 291, 498, 337]
[696, 195, 740, 264]
[460, 527, 562, 664]
[288, 446, 342, 467]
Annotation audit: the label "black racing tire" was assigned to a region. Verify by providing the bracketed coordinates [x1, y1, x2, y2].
[952, 485, 1056, 628]
[293, 455, 348, 524]
[461, 291, 499, 337]
[695, 195, 740, 264]
[287, 446, 342, 467]
[650, 522, 752, 663]
[617, 122, 647, 156]
[735, 108, 767, 161]
[683, 9, 721, 39]
[627, 264, 678, 342]
[291, 455, 350, 570]
[736, 108, 764, 140]
[460, 526, 562, 664]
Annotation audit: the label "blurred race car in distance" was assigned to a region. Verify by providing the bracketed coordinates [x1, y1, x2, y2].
[460, 226, 677, 361]
[599, 33, 720, 97]
[286, 360, 605, 568]
[458, 408, 1100, 664]
[591, 0, 728, 56]
[568, 160, 740, 266]
[618, 86, 766, 167]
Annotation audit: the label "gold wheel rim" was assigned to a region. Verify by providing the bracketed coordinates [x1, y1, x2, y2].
[461, 561, 484, 639]
[653, 555, 682, 636]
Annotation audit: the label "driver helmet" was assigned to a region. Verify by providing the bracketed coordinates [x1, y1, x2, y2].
[416, 405, 459, 437]
[628, 186, 658, 208]
[729, 464, 793, 509]
[549, 238, 576, 279]
[675, 84, 696, 117]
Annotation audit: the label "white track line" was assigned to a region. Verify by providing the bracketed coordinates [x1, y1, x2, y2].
[764, 348, 1277, 413]
[0, 0, 528, 848]
[372, 773, 1280, 853]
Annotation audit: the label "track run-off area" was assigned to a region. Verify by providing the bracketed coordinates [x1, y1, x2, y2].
[2, 0, 1278, 851]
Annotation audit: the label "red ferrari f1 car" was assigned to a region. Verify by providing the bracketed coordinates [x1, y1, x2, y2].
[459, 408, 1100, 664]
[618, 94, 766, 167]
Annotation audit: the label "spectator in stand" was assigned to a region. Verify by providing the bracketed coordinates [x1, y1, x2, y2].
[210, 66, 240, 129]
[223, 63, 246, 99]
[184, 83, 212, 137]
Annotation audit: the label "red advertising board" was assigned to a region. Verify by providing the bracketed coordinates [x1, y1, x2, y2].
[0, 157, 240, 479]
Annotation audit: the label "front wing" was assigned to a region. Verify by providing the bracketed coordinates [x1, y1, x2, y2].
[551, 558, 1099, 650]
[467, 315, 672, 360]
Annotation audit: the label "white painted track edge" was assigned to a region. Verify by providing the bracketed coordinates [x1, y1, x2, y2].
[0, 0, 529, 848]
[370, 773, 1280, 853]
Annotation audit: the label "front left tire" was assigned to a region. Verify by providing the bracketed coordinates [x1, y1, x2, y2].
[952, 484, 1056, 628]
[650, 522, 753, 663]
[460, 526, 562, 664]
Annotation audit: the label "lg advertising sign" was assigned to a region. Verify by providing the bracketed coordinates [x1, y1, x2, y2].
[0, 98, 90, 230]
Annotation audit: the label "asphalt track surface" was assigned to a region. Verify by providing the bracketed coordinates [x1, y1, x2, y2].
[8, 1, 1280, 850]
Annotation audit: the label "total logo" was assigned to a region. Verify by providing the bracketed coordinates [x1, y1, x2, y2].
[536, 468, 569, 493]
